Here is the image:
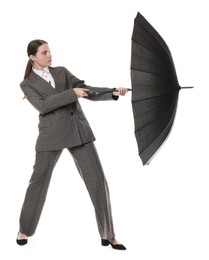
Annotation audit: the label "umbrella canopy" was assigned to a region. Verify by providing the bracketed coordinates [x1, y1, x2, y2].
[131, 12, 192, 165]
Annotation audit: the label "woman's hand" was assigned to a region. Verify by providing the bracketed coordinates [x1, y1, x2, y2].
[74, 88, 89, 98]
[113, 88, 129, 96]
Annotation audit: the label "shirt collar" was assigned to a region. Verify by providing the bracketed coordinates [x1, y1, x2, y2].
[32, 66, 49, 77]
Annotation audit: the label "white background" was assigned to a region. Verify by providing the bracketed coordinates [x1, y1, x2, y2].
[0, 0, 208, 259]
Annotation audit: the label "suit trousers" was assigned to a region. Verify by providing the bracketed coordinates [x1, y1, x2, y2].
[19, 142, 115, 239]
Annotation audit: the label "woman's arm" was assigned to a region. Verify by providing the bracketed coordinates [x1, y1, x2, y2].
[20, 83, 77, 114]
[64, 68, 125, 101]
[74, 86, 129, 101]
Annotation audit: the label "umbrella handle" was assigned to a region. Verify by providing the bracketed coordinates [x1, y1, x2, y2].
[108, 88, 132, 92]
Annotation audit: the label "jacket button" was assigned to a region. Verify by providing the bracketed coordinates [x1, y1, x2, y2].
[71, 112, 74, 115]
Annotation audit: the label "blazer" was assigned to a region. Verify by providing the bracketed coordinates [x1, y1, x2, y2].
[20, 66, 118, 151]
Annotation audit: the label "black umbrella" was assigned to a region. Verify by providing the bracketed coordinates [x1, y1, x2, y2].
[131, 12, 193, 165]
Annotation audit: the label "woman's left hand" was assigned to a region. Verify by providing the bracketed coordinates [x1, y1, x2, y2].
[113, 88, 129, 96]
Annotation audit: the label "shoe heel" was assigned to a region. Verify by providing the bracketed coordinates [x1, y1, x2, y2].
[16, 233, 28, 246]
[101, 239, 109, 246]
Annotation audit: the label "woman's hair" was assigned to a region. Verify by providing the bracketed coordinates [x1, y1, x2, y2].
[24, 39, 48, 79]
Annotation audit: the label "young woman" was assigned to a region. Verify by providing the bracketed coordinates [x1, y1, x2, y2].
[16, 39, 128, 250]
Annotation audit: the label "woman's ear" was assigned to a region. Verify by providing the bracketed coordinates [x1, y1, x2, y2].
[29, 54, 35, 62]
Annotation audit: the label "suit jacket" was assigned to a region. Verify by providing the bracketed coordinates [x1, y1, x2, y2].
[20, 66, 118, 151]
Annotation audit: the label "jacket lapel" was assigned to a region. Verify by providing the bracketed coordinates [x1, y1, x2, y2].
[28, 67, 67, 96]
[28, 70, 57, 96]
[50, 67, 67, 92]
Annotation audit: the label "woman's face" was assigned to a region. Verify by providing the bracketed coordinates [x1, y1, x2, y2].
[30, 43, 52, 70]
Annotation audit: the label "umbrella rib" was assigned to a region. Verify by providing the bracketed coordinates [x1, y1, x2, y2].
[135, 13, 170, 52]
[131, 35, 178, 81]
[132, 89, 179, 102]
[133, 91, 178, 129]
[131, 67, 171, 81]
[135, 106, 177, 158]
[134, 92, 179, 134]
[132, 16, 173, 63]
[142, 106, 177, 165]
[131, 42, 176, 81]
[131, 37, 170, 66]
[132, 94, 168, 102]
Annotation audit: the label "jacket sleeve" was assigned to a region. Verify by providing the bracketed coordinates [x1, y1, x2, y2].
[20, 83, 78, 114]
[64, 68, 119, 101]
[83, 86, 119, 101]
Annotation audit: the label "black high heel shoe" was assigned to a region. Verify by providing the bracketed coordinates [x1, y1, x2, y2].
[101, 239, 126, 250]
[16, 233, 28, 246]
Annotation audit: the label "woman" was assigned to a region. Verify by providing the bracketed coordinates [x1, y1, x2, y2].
[16, 39, 128, 250]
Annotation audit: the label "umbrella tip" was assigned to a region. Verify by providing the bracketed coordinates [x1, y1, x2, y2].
[180, 86, 194, 89]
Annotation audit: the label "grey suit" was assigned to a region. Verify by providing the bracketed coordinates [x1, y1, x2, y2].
[19, 67, 117, 239]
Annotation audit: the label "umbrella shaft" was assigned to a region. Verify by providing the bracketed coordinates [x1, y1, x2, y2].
[88, 88, 132, 94]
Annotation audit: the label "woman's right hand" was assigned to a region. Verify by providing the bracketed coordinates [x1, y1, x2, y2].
[74, 88, 89, 98]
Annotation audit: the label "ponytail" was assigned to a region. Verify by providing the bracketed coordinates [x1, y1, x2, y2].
[22, 39, 48, 99]
[22, 59, 32, 99]
[24, 59, 33, 79]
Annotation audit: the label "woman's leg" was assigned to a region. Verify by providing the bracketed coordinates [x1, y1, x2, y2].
[68, 142, 115, 240]
[18, 150, 62, 237]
